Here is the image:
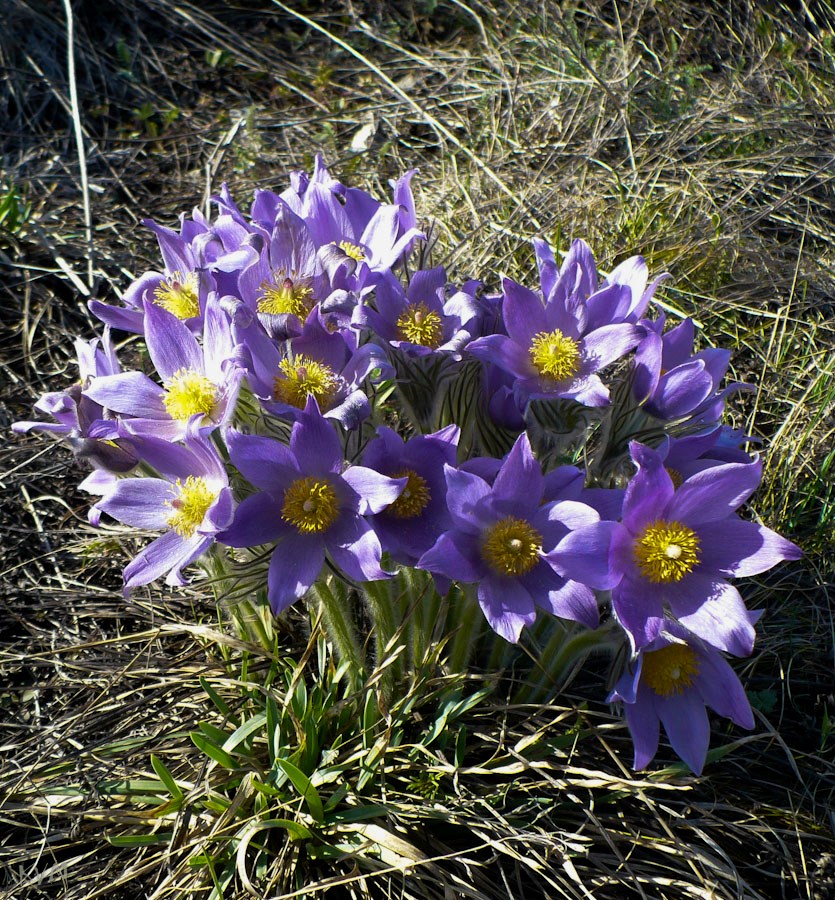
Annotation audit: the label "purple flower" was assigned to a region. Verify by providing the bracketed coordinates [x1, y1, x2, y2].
[86, 420, 234, 590]
[552, 442, 802, 654]
[467, 271, 645, 411]
[85, 294, 241, 441]
[633, 314, 752, 424]
[418, 433, 607, 643]
[217, 398, 406, 614]
[608, 619, 756, 774]
[361, 424, 459, 565]
[13, 328, 139, 472]
[238, 308, 389, 429]
[354, 268, 480, 357]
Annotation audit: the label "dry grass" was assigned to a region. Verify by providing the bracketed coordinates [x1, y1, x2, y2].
[2, 0, 834, 897]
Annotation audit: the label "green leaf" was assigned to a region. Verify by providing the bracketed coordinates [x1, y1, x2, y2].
[107, 832, 173, 847]
[198, 721, 231, 745]
[191, 731, 239, 769]
[222, 712, 266, 754]
[199, 677, 233, 718]
[274, 758, 324, 823]
[150, 755, 184, 801]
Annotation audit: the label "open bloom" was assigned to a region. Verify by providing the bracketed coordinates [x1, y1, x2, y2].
[418, 433, 609, 643]
[609, 619, 756, 774]
[85, 294, 240, 441]
[553, 442, 801, 654]
[86, 420, 234, 590]
[217, 398, 405, 614]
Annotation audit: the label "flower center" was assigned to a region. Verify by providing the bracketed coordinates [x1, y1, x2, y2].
[153, 271, 200, 319]
[282, 476, 339, 533]
[634, 520, 700, 583]
[166, 476, 217, 536]
[396, 303, 443, 348]
[482, 516, 542, 577]
[257, 273, 314, 318]
[386, 469, 430, 519]
[274, 356, 338, 410]
[529, 329, 581, 382]
[641, 643, 700, 697]
[338, 240, 365, 262]
[163, 369, 218, 421]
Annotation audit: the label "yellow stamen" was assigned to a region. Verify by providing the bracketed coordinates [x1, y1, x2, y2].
[257, 273, 314, 318]
[634, 520, 700, 583]
[166, 476, 217, 536]
[482, 516, 542, 577]
[386, 469, 430, 519]
[338, 240, 365, 262]
[529, 329, 581, 382]
[163, 369, 218, 421]
[641, 643, 700, 696]
[274, 356, 338, 410]
[396, 303, 443, 348]
[153, 271, 200, 319]
[282, 476, 339, 533]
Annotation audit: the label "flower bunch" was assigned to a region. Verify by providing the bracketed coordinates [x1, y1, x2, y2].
[15, 156, 801, 774]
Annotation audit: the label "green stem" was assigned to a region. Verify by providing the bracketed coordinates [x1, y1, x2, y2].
[446, 583, 482, 673]
[308, 578, 364, 675]
[361, 579, 401, 698]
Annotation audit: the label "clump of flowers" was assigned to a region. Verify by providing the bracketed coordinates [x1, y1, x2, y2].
[14, 155, 801, 775]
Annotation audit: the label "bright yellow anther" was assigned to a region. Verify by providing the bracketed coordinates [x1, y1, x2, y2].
[529, 329, 581, 382]
[634, 520, 700, 583]
[163, 369, 218, 421]
[338, 240, 365, 262]
[386, 469, 430, 519]
[641, 643, 700, 696]
[396, 303, 443, 348]
[166, 476, 216, 536]
[274, 356, 338, 410]
[257, 273, 314, 318]
[282, 477, 339, 533]
[482, 516, 542, 577]
[153, 271, 200, 319]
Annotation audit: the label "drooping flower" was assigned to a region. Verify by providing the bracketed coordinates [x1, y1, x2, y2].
[85, 419, 234, 590]
[608, 619, 757, 774]
[552, 442, 801, 654]
[418, 433, 612, 642]
[13, 327, 139, 472]
[632, 314, 751, 425]
[84, 294, 241, 440]
[217, 397, 406, 614]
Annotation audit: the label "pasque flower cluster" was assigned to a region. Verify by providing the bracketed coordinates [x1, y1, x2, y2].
[15, 156, 801, 774]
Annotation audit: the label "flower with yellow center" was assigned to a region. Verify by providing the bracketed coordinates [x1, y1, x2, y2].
[163, 369, 219, 421]
[274, 356, 338, 411]
[634, 520, 700, 583]
[338, 240, 365, 262]
[281, 476, 340, 533]
[640, 643, 700, 697]
[386, 469, 431, 519]
[528, 329, 582, 382]
[396, 303, 443, 348]
[153, 271, 200, 319]
[482, 516, 543, 577]
[166, 476, 217, 536]
[257, 273, 314, 318]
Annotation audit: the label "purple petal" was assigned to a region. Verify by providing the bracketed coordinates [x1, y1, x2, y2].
[478, 578, 536, 643]
[467, 334, 535, 381]
[144, 296, 203, 381]
[443, 465, 493, 532]
[328, 517, 388, 582]
[267, 534, 324, 614]
[342, 466, 406, 515]
[655, 689, 710, 775]
[492, 433, 542, 510]
[695, 650, 755, 728]
[290, 398, 343, 474]
[622, 443, 674, 532]
[646, 360, 714, 419]
[623, 694, 661, 770]
[501, 278, 547, 346]
[123, 529, 189, 589]
[548, 521, 623, 590]
[96, 478, 174, 529]
[668, 459, 762, 525]
[84, 372, 165, 418]
[612, 576, 665, 650]
[696, 518, 801, 577]
[418, 530, 485, 583]
[672, 576, 755, 656]
[581, 323, 644, 373]
[218, 492, 289, 547]
[226, 429, 299, 492]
